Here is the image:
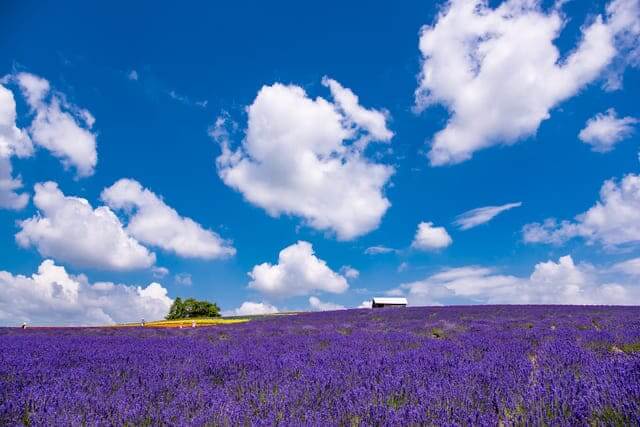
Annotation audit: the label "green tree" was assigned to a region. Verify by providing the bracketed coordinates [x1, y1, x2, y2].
[165, 297, 220, 319]
[165, 297, 183, 320]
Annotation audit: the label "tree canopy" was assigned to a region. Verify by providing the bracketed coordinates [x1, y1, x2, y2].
[165, 297, 221, 320]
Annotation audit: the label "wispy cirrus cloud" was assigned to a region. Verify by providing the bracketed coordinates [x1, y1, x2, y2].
[454, 202, 522, 230]
[167, 89, 208, 108]
[364, 245, 397, 255]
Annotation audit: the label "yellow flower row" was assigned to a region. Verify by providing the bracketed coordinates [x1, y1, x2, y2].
[117, 318, 250, 328]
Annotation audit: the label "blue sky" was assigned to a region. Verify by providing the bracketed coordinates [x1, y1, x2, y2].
[1, 0, 639, 324]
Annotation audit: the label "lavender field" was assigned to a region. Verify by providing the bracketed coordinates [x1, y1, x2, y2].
[2, 306, 640, 426]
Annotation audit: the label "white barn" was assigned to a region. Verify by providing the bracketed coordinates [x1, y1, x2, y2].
[371, 297, 408, 308]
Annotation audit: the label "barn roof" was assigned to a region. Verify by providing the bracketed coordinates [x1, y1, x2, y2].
[372, 297, 408, 305]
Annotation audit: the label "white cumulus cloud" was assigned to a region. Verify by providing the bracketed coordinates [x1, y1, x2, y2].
[308, 296, 345, 311]
[152, 266, 170, 278]
[611, 257, 640, 276]
[248, 241, 348, 297]
[16, 72, 97, 177]
[16, 181, 156, 271]
[579, 108, 638, 152]
[393, 255, 640, 306]
[321, 77, 393, 144]
[174, 273, 192, 286]
[454, 202, 522, 230]
[415, 0, 640, 165]
[214, 77, 394, 240]
[340, 265, 360, 279]
[0, 157, 29, 210]
[358, 300, 372, 309]
[101, 179, 235, 259]
[0, 83, 33, 209]
[226, 301, 279, 316]
[411, 221, 452, 250]
[397, 262, 409, 272]
[0, 259, 172, 326]
[0, 83, 33, 158]
[523, 173, 640, 247]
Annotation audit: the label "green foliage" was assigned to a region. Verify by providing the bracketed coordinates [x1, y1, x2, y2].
[430, 327, 446, 339]
[166, 297, 184, 320]
[386, 392, 408, 409]
[585, 340, 611, 352]
[620, 342, 640, 354]
[589, 406, 631, 426]
[21, 403, 30, 427]
[165, 297, 221, 320]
